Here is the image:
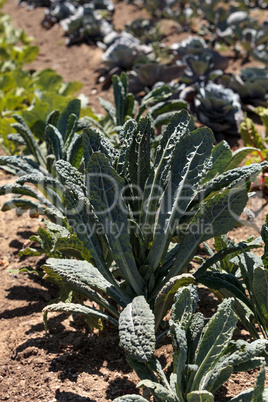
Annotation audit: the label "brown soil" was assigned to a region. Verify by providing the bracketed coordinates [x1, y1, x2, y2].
[1, 1, 268, 401]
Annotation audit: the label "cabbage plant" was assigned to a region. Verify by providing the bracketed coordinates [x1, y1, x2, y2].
[144, 0, 197, 30]
[59, 4, 114, 46]
[193, 82, 244, 141]
[115, 286, 268, 401]
[220, 67, 268, 110]
[170, 36, 228, 72]
[102, 32, 153, 70]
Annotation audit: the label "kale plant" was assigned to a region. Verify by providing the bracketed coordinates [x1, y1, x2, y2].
[194, 218, 268, 340]
[84, 73, 187, 132]
[2, 98, 84, 173]
[30, 106, 266, 330]
[0, 75, 266, 331]
[115, 286, 268, 401]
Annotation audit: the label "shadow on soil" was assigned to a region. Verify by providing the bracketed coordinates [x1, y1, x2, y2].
[1, 271, 59, 319]
[55, 390, 95, 401]
[14, 323, 139, 400]
[15, 323, 132, 374]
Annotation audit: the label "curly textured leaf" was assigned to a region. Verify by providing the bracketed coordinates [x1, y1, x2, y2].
[140, 111, 192, 247]
[64, 113, 78, 149]
[98, 97, 116, 124]
[45, 124, 64, 161]
[129, 116, 153, 194]
[54, 234, 93, 261]
[55, 159, 86, 194]
[7, 133, 26, 146]
[202, 363, 234, 394]
[154, 274, 194, 329]
[63, 186, 113, 277]
[231, 341, 268, 372]
[113, 73, 134, 126]
[12, 114, 46, 167]
[191, 299, 237, 391]
[83, 127, 119, 168]
[171, 285, 198, 330]
[154, 110, 192, 188]
[170, 321, 188, 400]
[16, 173, 60, 189]
[0, 155, 38, 175]
[157, 178, 249, 293]
[43, 302, 118, 326]
[147, 126, 214, 270]
[43, 258, 125, 308]
[2, 198, 65, 223]
[204, 162, 267, 199]
[16, 174, 63, 211]
[67, 133, 83, 169]
[187, 312, 205, 364]
[117, 119, 137, 176]
[202, 141, 232, 183]
[137, 380, 175, 401]
[86, 152, 144, 295]
[2, 198, 46, 214]
[57, 98, 80, 141]
[0, 183, 53, 208]
[252, 267, 268, 329]
[119, 296, 155, 363]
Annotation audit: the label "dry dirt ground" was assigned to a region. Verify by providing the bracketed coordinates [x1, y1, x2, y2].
[1, 1, 268, 401]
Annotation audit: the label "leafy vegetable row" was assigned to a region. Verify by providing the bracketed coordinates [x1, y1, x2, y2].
[8, 0, 267, 142]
